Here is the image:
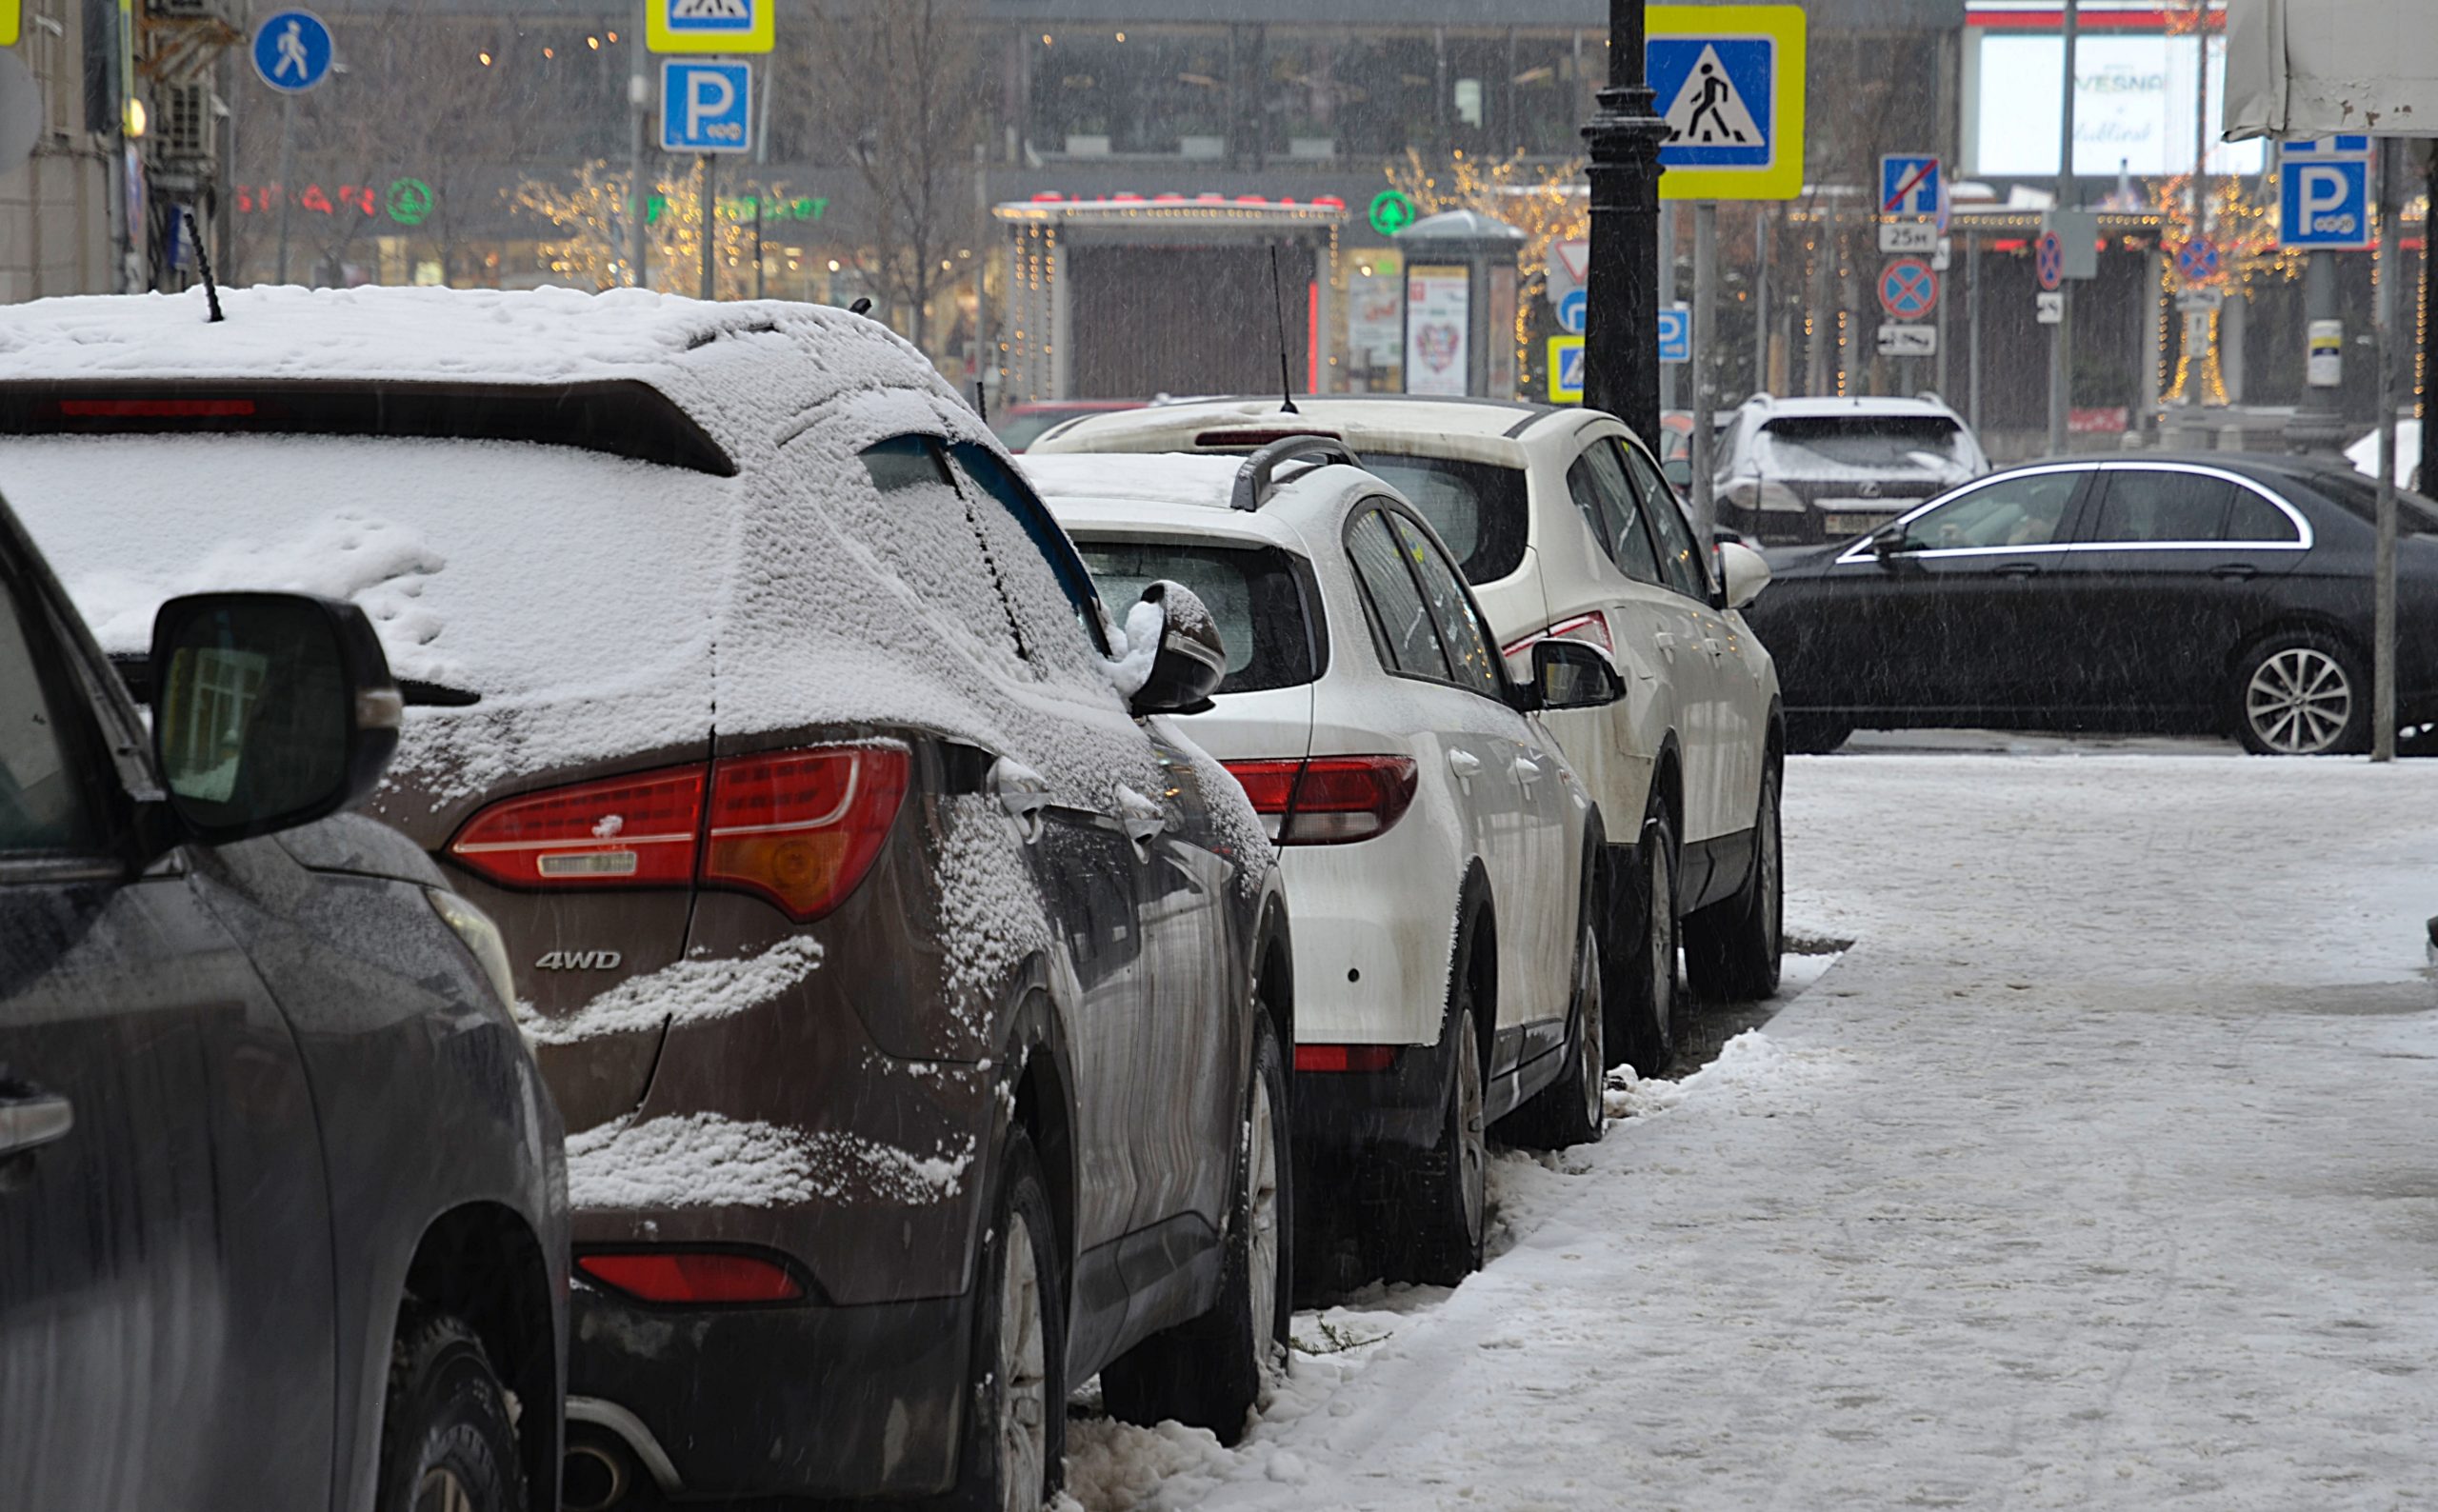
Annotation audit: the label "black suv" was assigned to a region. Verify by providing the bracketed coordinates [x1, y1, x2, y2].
[0, 496, 567, 1512]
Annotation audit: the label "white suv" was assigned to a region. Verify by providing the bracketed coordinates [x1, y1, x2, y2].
[1712, 391, 1991, 547]
[1024, 441, 1620, 1284]
[1031, 397, 1786, 1067]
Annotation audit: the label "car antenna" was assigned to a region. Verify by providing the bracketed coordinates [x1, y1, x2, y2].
[188, 209, 224, 324]
[1268, 245, 1300, 416]
[849, 295, 872, 315]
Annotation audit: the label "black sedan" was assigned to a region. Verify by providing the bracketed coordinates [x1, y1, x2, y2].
[1746, 456, 2438, 755]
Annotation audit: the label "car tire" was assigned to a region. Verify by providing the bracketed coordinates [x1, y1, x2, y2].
[1783, 716, 1852, 755]
[2234, 631, 2369, 755]
[1609, 802, 1682, 1078]
[955, 1124, 1065, 1512]
[375, 1309, 527, 1512]
[1387, 941, 1489, 1286]
[1503, 858, 1606, 1150]
[1685, 761, 1785, 1003]
[1103, 1014, 1291, 1444]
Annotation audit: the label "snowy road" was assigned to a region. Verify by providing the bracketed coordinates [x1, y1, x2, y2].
[1062, 753, 2438, 1511]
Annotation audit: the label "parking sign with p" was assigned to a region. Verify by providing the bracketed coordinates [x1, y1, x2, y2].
[661, 61, 752, 153]
[2280, 137, 2374, 250]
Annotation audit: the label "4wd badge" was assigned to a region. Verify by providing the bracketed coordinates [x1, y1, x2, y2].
[535, 950, 623, 971]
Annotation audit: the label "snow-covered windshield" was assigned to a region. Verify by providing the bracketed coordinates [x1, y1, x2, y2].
[1072, 538, 1315, 694]
[1758, 416, 1973, 475]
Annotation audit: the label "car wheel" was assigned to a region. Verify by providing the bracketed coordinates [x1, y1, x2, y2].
[1388, 984, 1489, 1286]
[1685, 761, 1785, 1003]
[1503, 862, 1606, 1150]
[1609, 802, 1682, 1078]
[375, 1310, 527, 1512]
[2236, 633, 2369, 755]
[956, 1125, 1064, 1512]
[1783, 716, 1852, 755]
[1103, 1013, 1291, 1443]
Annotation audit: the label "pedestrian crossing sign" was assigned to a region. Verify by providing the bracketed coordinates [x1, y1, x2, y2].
[649, 0, 772, 55]
[1548, 336, 1586, 404]
[1649, 6, 1807, 201]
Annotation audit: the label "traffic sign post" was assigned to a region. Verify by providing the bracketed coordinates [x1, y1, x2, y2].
[2174, 237, 2222, 284]
[2035, 291, 2064, 325]
[1555, 288, 1588, 336]
[1368, 190, 1417, 237]
[2278, 137, 2374, 250]
[1877, 325, 1935, 358]
[1649, 6, 1808, 202]
[1879, 154, 1941, 219]
[2034, 231, 2065, 292]
[1655, 305, 1691, 364]
[251, 10, 334, 93]
[661, 60, 752, 153]
[1548, 336, 1586, 403]
[1878, 258, 1938, 321]
[1878, 221, 1937, 255]
[649, 0, 772, 55]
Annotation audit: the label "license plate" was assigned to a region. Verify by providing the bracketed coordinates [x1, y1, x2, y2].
[1822, 508, 1898, 535]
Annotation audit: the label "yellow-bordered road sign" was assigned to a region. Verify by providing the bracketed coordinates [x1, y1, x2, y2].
[648, 0, 771, 55]
[1, 0, 19, 47]
[1649, 5, 1807, 201]
[1548, 336, 1585, 404]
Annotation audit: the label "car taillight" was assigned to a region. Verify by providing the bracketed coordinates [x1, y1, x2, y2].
[445, 744, 909, 920]
[1295, 1044, 1398, 1073]
[1502, 609, 1612, 662]
[576, 1250, 804, 1304]
[448, 767, 708, 888]
[703, 746, 909, 922]
[1221, 755, 1417, 846]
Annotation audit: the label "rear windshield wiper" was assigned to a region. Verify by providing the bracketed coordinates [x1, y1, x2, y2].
[110, 653, 480, 707]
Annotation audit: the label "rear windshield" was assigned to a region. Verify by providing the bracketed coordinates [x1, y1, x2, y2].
[1349, 455, 1529, 586]
[2285, 468, 2438, 535]
[1759, 416, 1970, 473]
[1072, 538, 1317, 694]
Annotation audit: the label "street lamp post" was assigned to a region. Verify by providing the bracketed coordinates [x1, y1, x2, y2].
[1583, 0, 1670, 444]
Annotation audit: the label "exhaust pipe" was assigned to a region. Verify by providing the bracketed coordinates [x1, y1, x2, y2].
[562, 1432, 635, 1512]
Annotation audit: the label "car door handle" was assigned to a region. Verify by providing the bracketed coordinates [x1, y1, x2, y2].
[1652, 631, 1677, 654]
[1447, 748, 1483, 781]
[989, 757, 1051, 842]
[1511, 756, 1543, 787]
[1995, 563, 2043, 580]
[0, 1088, 74, 1158]
[2210, 564, 2260, 582]
[1702, 637, 1725, 656]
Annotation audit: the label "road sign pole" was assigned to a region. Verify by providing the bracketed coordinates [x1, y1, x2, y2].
[1966, 231, 1983, 430]
[698, 150, 715, 300]
[274, 95, 296, 284]
[2286, 250, 2348, 454]
[1752, 205, 1769, 395]
[2047, 0, 2077, 455]
[1583, 0, 1670, 443]
[1690, 199, 1716, 540]
[2373, 137, 2401, 764]
[1656, 202, 1677, 415]
[629, 1, 649, 288]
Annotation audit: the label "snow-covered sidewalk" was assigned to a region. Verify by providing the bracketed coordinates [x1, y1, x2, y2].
[1064, 754, 2438, 1511]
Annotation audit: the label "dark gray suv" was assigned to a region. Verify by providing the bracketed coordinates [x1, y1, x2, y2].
[0, 497, 567, 1512]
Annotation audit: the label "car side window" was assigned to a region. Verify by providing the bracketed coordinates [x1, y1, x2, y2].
[1898, 472, 2079, 550]
[947, 442, 1111, 658]
[1568, 442, 1666, 587]
[846, 435, 1028, 661]
[1614, 442, 1682, 585]
[1628, 450, 1714, 601]
[1346, 508, 1453, 682]
[0, 570, 101, 854]
[2091, 471, 2237, 544]
[2226, 486, 2303, 544]
[1387, 513, 1505, 701]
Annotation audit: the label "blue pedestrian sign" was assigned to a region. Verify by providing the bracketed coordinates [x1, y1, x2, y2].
[1556, 288, 1588, 336]
[251, 10, 334, 94]
[1655, 305, 1691, 365]
[1880, 154, 1941, 218]
[660, 61, 752, 154]
[1652, 38, 1773, 169]
[2279, 137, 2374, 250]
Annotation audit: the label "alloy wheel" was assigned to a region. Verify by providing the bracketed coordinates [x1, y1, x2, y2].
[1647, 844, 1675, 1042]
[1454, 1018, 1486, 1243]
[415, 1469, 474, 1512]
[996, 1209, 1049, 1512]
[1245, 1076, 1282, 1375]
[1757, 783, 1782, 957]
[1575, 927, 1605, 1131]
[2248, 647, 2354, 755]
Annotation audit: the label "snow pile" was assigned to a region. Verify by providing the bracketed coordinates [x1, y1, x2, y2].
[1604, 1028, 1834, 1120]
[1019, 452, 1246, 512]
[518, 937, 824, 1046]
[567, 1111, 973, 1211]
[1102, 596, 1168, 698]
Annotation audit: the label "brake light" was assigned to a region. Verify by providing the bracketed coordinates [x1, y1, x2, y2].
[1192, 427, 1345, 449]
[576, 1251, 803, 1303]
[56, 397, 258, 419]
[1501, 609, 1612, 662]
[448, 767, 707, 888]
[1295, 1044, 1398, 1073]
[1221, 755, 1417, 846]
[445, 744, 909, 919]
[703, 746, 909, 922]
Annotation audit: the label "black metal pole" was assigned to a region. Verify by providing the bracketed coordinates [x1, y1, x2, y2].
[1582, 0, 1669, 443]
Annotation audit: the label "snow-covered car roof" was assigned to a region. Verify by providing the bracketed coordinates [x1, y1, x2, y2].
[1027, 394, 1607, 468]
[1020, 451, 1372, 551]
[1742, 394, 1965, 421]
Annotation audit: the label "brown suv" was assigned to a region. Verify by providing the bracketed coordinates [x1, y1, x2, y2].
[0, 288, 1295, 1511]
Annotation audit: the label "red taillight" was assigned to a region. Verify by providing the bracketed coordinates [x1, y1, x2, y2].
[1502, 609, 1612, 663]
[448, 767, 707, 889]
[55, 397, 258, 419]
[576, 1250, 803, 1304]
[1295, 1044, 1398, 1073]
[1221, 755, 1417, 846]
[704, 746, 909, 922]
[445, 744, 909, 920]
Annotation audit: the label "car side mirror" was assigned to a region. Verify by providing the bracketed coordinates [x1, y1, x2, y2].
[1125, 580, 1227, 716]
[1532, 638, 1626, 712]
[1872, 530, 1916, 567]
[148, 592, 401, 846]
[1716, 541, 1772, 610]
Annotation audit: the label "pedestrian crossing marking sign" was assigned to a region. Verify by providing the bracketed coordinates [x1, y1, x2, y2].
[649, 0, 772, 55]
[1549, 337, 1586, 404]
[1649, 6, 1807, 201]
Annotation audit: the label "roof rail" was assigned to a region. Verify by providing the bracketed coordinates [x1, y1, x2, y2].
[1230, 435, 1363, 511]
[1915, 388, 1948, 408]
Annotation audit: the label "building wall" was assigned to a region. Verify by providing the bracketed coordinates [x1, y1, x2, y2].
[0, 0, 116, 302]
